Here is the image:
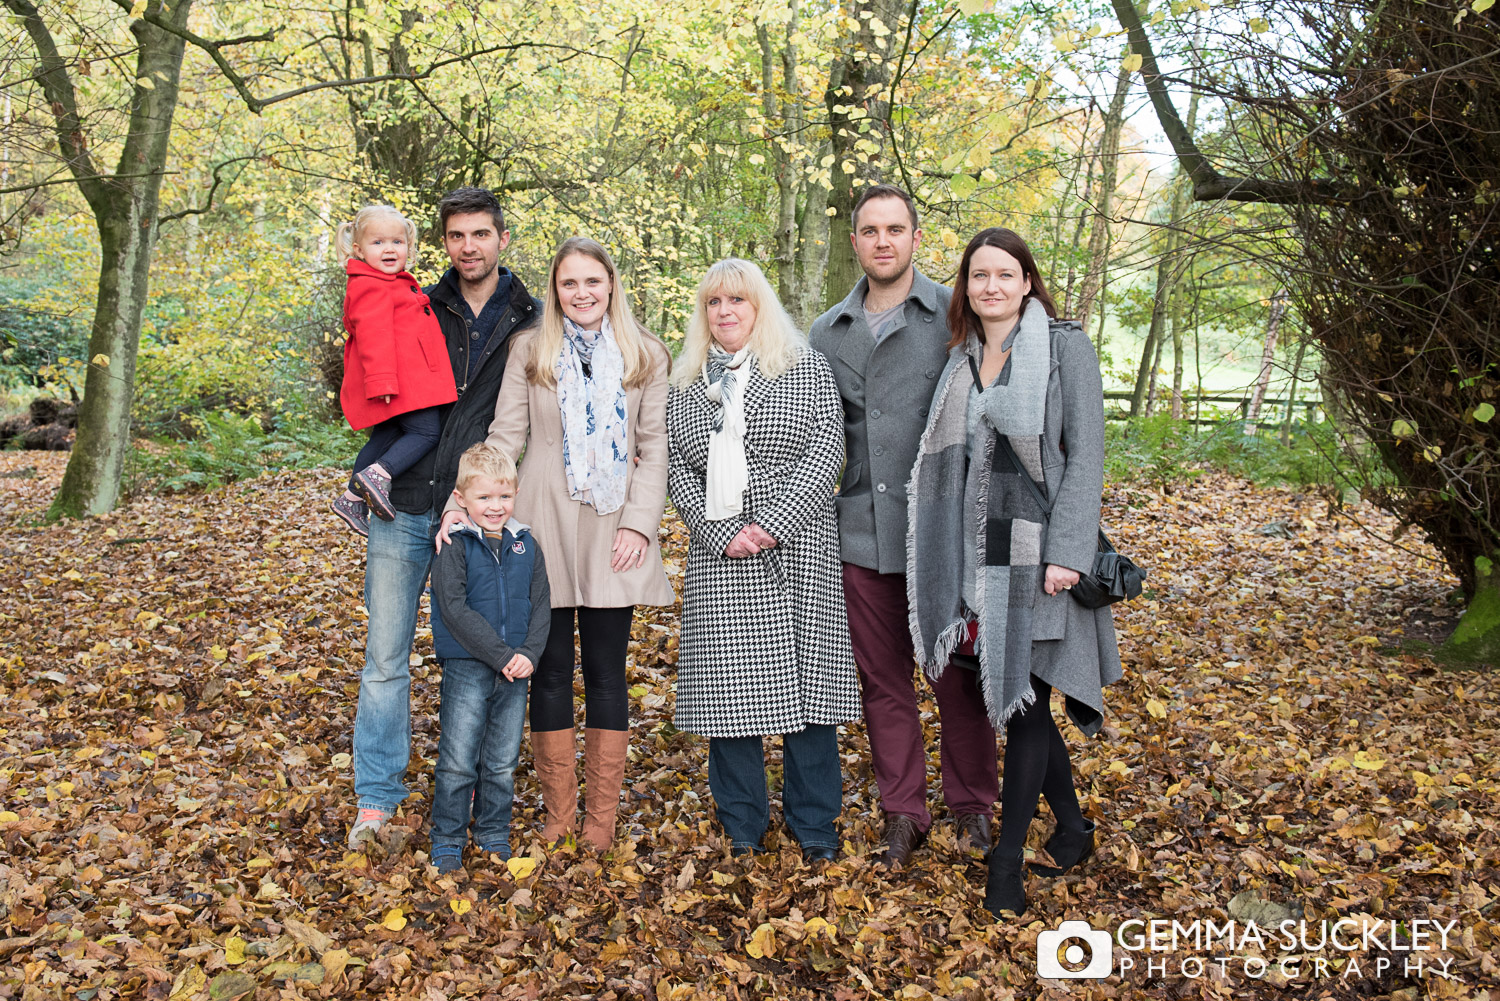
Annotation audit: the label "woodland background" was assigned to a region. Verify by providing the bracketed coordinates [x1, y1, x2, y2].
[1, 0, 1498, 998]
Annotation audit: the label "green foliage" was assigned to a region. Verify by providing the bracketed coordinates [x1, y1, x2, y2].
[127, 410, 361, 497]
[1105, 413, 1200, 489]
[0, 279, 87, 393]
[1105, 413, 1369, 491]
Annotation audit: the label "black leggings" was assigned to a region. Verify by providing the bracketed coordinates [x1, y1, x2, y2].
[996, 674, 1086, 855]
[348, 406, 442, 490]
[530, 606, 633, 732]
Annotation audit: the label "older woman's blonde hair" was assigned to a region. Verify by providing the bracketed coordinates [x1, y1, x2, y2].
[526, 236, 654, 389]
[334, 205, 420, 267]
[670, 258, 806, 388]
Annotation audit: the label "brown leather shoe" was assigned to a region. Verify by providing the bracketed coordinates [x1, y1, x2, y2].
[880, 814, 928, 869]
[955, 813, 993, 856]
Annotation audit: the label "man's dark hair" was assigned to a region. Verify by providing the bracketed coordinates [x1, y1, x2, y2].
[438, 187, 506, 235]
[851, 183, 919, 231]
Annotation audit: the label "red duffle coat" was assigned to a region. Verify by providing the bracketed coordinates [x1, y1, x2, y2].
[339, 258, 457, 430]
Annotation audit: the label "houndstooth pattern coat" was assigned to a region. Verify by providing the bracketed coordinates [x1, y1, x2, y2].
[667, 348, 862, 739]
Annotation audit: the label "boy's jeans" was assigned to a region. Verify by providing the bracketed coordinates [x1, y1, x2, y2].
[353, 508, 438, 813]
[430, 657, 529, 852]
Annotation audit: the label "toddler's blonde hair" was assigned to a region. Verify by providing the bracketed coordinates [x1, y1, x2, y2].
[335, 205, 420, 267]
[455, 443, 518, 492]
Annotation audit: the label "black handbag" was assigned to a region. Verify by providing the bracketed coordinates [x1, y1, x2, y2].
[1067, 528, 1146, 608]
[970, 355, 1146, 609]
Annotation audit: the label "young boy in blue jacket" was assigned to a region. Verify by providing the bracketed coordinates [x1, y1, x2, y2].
[429, 443, 550, 873]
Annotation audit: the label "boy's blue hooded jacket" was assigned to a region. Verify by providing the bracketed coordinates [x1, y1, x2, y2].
[430, 519, 551, 671]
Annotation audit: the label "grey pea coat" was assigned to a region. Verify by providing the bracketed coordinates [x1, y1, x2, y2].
[809, 270, 953, 575]
[666, 349, 862, 739]
[1021, 321, 1124, 734]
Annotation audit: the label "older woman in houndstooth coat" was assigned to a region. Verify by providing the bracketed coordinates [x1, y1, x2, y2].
[667, 258, 861, 862]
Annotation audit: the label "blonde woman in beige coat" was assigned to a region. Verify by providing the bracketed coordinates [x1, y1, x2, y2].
[439, 237, 673, 850]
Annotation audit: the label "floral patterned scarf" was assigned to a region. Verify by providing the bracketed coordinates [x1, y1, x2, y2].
[556, 316, 629, 514]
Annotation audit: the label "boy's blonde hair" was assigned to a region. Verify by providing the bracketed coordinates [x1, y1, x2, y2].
[455, 443, 518, 491]
[335, 205, 420, 266]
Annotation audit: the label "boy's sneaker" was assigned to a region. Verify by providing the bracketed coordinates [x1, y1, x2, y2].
[431, 847, 464, 874]
[331, 495, 369, 537]
[347, 806, 391, 848]
[353, 465, 397, 522]
[478, 842, 512, 861]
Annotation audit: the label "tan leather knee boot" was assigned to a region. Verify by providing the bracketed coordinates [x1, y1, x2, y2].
[530, 728, 577, 844]
[580, 727, 629, 850]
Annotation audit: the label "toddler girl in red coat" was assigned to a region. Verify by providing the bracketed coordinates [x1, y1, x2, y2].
[331, 205, 458, 536]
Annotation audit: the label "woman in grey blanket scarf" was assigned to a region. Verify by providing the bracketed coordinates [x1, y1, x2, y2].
[906, 228, 1122, 919]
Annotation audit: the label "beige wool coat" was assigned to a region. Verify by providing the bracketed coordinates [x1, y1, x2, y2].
[459, 328, 676, 609]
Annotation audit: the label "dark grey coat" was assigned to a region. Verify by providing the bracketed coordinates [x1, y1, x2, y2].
[809, 270, 953, 575]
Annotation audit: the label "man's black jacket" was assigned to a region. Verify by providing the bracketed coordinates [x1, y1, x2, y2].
[389, 267, 542, 515]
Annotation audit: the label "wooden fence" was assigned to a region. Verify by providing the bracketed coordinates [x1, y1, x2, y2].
[1102, 391, 1325, 430]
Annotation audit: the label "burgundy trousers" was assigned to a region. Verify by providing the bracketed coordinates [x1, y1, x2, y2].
[842, 563, 999, 831]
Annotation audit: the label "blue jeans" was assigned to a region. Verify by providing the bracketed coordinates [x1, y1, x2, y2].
[353, 507, 438, 812]
[707, 723, 842, 851]
[430, 657, 529, 853]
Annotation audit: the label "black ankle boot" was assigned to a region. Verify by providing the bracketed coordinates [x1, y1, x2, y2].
[1030, 820, 1096, 877]
[984, 849, 1027, 918]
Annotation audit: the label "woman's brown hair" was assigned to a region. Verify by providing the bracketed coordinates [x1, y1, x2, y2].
[945, 227, 1059, 349]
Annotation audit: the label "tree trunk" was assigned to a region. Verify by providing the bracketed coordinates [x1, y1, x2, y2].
[1244, 289, 1288, 431]
[820, 0, 903, 312]
[1442, 568, 1500, 664]
[759, 4, 803, 314]
[1094, 275, 1109, 354]
[1281, 337, 1308, 447]
[1170, 280, 1185, 419]
[797, 170, 832, 325]
[1145, 323, 1165, 416]
[28, 0, 192, 519]
[1131, 262, 1168, 417]
[1060, 141, 1096, 313]
[1074, 51, 1133, 328]
[1129, 75, 1199, 419]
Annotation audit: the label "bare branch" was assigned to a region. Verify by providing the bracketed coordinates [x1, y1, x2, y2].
[4, 0, 105, 209]
[1108, 0, 1347, 204]
[111, 0, 599, 115]
[158, 154, 266, 225]
[0, 170, 170, 197]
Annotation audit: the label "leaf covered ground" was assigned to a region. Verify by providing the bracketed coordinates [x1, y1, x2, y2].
[0, 452, 1496, 1001]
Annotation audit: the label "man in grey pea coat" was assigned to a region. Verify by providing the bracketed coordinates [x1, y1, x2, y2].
[809, 184, 999, 868]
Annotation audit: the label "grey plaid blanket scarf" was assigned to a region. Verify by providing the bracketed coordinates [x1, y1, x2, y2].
[906, 297, 1052, 729]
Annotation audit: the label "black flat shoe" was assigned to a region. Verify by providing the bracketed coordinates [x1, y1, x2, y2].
[802, 845, 838, 863]
[984, 849, 1027, 919]
[730, 844, 763, 858]
[1030, 820, 1096, 877]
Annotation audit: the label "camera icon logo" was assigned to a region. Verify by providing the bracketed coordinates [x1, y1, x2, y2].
[1037, 920, 1113, 979]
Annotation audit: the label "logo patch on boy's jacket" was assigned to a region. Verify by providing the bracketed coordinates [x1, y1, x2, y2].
[512, 540, 526, 554]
